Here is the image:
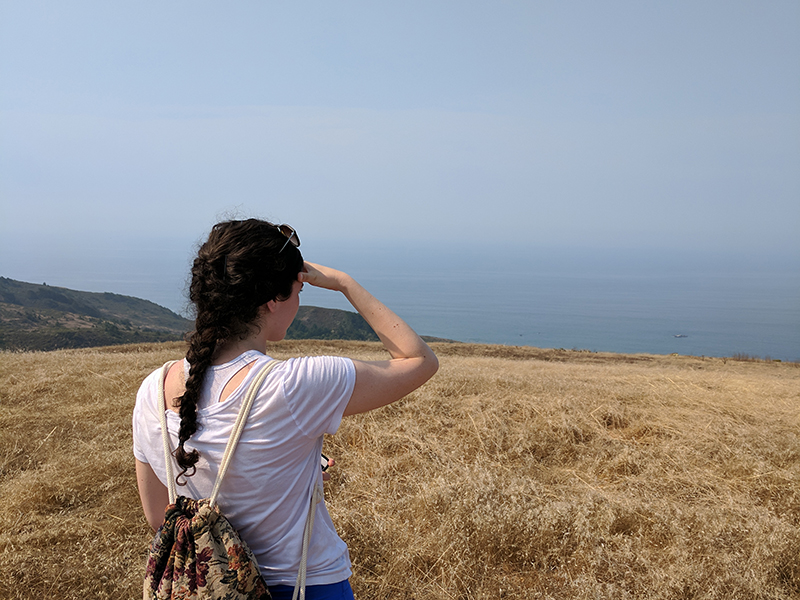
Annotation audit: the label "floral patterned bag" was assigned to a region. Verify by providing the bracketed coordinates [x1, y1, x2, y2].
[143, 360, 322, 600]
[143, 495, 270, 600]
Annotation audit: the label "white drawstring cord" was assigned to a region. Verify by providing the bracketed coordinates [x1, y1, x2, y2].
[292, 483, 324, 600]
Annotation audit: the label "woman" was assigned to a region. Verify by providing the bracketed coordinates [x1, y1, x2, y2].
[133, 219, 438, 599]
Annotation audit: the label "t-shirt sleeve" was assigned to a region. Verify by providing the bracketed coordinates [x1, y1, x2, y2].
[132, 368, 161, 464]
[279, 355, 355, 439]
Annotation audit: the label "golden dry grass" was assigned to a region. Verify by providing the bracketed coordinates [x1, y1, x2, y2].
[0, 341, 798, 599]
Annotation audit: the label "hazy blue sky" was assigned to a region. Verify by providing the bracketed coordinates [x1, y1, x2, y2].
[1, 1, 798, 260]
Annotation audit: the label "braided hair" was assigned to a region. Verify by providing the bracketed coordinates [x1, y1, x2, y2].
[174, 219, 304, 483]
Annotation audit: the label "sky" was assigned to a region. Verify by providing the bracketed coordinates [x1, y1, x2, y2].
[1, 1, 799, 267]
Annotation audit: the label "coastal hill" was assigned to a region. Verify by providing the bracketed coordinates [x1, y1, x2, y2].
[0, 277, 191, 351]
[0, 277, 448, 351]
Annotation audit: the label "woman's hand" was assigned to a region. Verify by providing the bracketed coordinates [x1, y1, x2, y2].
[322, 456, 335, 482]
[299, 262, 351, 292]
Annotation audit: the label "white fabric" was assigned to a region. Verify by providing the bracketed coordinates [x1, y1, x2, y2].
[190, 350, 261, 411]
[133, 351, 356, 587]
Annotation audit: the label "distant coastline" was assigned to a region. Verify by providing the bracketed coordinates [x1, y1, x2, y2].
[0, 277, 453, 352]
[2, 252, 798, 362]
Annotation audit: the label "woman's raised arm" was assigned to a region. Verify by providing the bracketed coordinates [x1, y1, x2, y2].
[299, 262, 439, 416]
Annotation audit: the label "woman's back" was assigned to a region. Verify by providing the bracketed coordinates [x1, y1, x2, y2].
[133, 351, 355, 586]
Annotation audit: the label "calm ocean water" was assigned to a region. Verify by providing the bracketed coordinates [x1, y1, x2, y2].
[2, 235, 798, 362]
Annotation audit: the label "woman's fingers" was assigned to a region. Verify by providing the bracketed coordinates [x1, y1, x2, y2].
[322, 456, 335, 482]
[300, 262, 345, 291]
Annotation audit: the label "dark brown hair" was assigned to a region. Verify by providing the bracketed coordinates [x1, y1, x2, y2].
[174, 219, 304, 483]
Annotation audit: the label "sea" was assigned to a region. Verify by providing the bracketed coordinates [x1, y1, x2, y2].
[2, 235, 798, 362]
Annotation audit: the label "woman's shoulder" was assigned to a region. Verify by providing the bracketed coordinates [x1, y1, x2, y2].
[134, 361, 176, 419]
[265, 355, 356, 436]
[276, 354, 354, 374]
[271, 355, 355, 393]
[137, 361, 172, 396]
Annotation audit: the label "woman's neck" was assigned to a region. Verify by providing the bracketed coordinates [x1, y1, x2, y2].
[212, 335, 267, 365]
[209, 306, 273, 365]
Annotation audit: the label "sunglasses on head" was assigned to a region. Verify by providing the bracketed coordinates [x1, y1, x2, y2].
[277, 224, 300, 253]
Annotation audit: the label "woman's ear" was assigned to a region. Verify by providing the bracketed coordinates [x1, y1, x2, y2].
[262, 301, 277, 314]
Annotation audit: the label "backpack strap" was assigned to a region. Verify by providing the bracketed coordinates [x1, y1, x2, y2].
[293, 483, 324, 600]
[209, 359, 280, 507]
[157, 360, 179, 503]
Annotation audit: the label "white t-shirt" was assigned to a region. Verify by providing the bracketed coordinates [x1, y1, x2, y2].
[132, 350, 356, 586]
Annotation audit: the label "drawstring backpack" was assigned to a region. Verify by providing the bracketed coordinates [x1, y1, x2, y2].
[143, 359, 324, 600]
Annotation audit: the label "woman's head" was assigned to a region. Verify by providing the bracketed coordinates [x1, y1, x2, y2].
[189, 219, 304, 341]
[174, 219, 304, 482]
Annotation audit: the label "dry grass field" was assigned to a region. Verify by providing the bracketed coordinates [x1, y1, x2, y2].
[1, 340, 798, 599]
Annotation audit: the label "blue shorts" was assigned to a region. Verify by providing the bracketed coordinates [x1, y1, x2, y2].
[268, 580, 354, 600]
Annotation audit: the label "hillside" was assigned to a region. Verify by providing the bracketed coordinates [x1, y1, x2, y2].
[286, 305, 378, 341]
[0, 340, 797, 599]
[0, 278, 439, 351]
[0, 277, 192, 351]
